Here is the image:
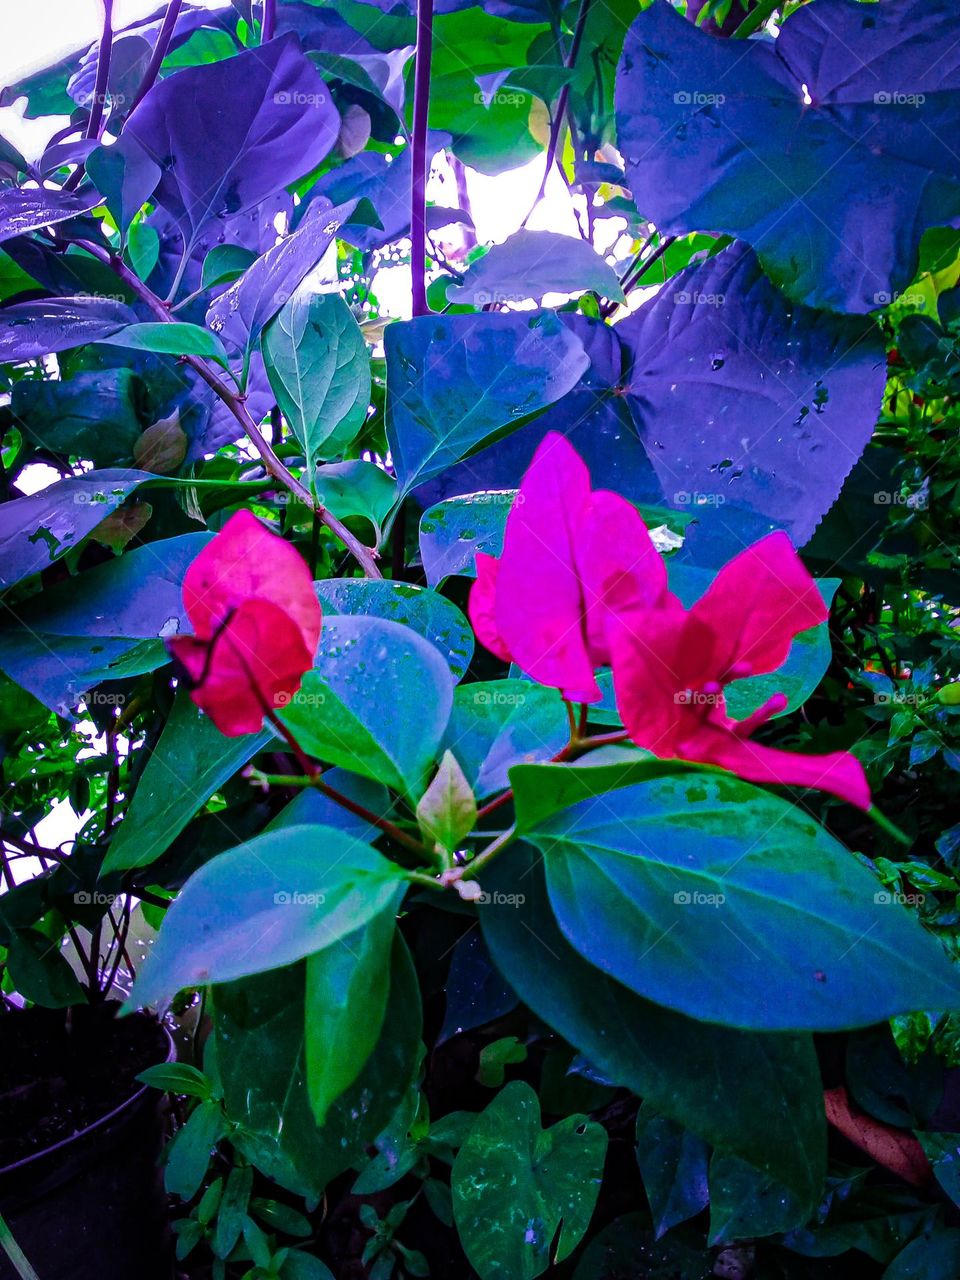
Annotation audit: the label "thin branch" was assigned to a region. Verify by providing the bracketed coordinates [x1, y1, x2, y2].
[85, 0, 115, 140]
[410, 0, 435, 316]
[127, 0, 183, 115]
[520, 0, 594, 229]
[72, 239, 383, 577]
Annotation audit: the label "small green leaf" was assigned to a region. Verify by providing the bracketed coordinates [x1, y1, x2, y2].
[99, 321, 231, 367]
[262, 287, 370, 477]
[137, 1062, 214, 1099]
[476, 1035, 527, 1088]
[5, 928, 86, 1009]
[452, 1080, 607, 1280]
[164, 1099, 226, 1200]
[417, 750, 477, 857]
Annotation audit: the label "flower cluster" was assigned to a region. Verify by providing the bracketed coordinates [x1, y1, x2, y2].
[470, 434, 869, 809]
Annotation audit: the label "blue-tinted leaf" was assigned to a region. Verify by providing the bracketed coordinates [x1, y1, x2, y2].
[385, 311, 588, 493]
[448, 230, 624, 305]
[99, 320, 230, 366]
[207, 197, 355, 355]
[124, 34, 339, 253]
[0, 186, 99, 242]
[130, 824, 408, 1005]
[0, 468, 150, 589]
[616, 0, 960, 312]
[441, 679, 568, 797]
[617, 245, 885, 554]
[0, 295, 138, 362]
[529, 773, 960, 1030]
[86, 134, 161, 235]
[314, 579, 473, 679]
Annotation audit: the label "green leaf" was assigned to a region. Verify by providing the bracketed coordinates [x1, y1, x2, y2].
[201, 243, 258, 289]
[164, 1099, 226, 1200]
[441, 680, 569, 798]
[571, 1212, 712, 1280]
[212, 1165, 253, 1258]
[13, 369, 143, 466]
[129, 824, 408, 1006]
[635, 1106, 709, 1240]
[262, 287, 370, 476]
[884, 1230, 960, 1280]
[103, 689, 272, 874]
[419, 491, 516, 586]
[917, 1133, 960, 1207]
[417, 750, 477, 856]
[476, 1036, 527, 1088]
[313, 460, 397, 542]
[5, 928, 86, 1008]
[451, 1080, 607, 1280]
[480, 848, 826, 1206]
[280, 615, 454, 800]
[127, 220, 160, 280]
[314, 579, 473, 680]
[99, 321, 231, 367]
[527, 772, 960, 1030]
[137, 1062, 213, 1099]
[305, 892, 400, 1125]
[385, 312, 588, 494]
[211, 935, 422, 1201]
[708, 1153, 808, 1243]
[448, 230, 625, 306]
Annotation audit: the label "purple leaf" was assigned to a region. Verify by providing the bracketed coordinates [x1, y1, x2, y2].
[0, 296, 138, 362]
[86, 135, 161, 235]
[0, 470, 151, 589]
[617, 244, 886, 552]
[0, 187, 100, 245]
[123, 34, 339, 254]
[616, 0, 960, 313]
[206, 198, 356, 356]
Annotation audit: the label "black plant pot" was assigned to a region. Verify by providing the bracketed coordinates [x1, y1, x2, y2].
[0, 1011, 175, 1280]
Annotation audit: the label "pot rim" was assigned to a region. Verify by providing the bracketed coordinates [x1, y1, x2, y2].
[0, 1013, 176, 1178]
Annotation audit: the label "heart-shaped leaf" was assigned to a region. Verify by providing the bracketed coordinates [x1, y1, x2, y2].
[616, 0, 960, 312]
[452, 1080, 608, 1280]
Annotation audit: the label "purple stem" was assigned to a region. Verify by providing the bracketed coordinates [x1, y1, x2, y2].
[85, 0, 115, 140]
[410, 0, 435, 317]
[127, 0, 184, 115]
[261, 0, 277, 42]
[520, 0, 594, 229]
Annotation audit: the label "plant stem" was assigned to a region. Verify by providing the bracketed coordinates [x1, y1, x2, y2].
[520, 0, 594, 228]
[410, 0, 434, 316]
[72, 239, 382, 577]
[732, 0, 780, 39]
[867, 805, 912, 847]
[261, 0, 277, 42]
[127, 0, 183, 115]
[0, 1213, 40, 1280]
[86, 0, 114, 140]
[256, 721, 436, 861]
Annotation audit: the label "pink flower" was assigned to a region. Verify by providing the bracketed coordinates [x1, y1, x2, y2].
[168, 510, 321, 736]
[469, 433, 670, 701]
[608, 532, 870, 809]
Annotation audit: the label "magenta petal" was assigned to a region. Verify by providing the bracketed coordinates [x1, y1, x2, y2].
[688, 727, 871, 810]
[494, 432, 600, 700]
[469, 552, 512, 663]
[577, 488, 669, 667]
[691, 531, 827, 680]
